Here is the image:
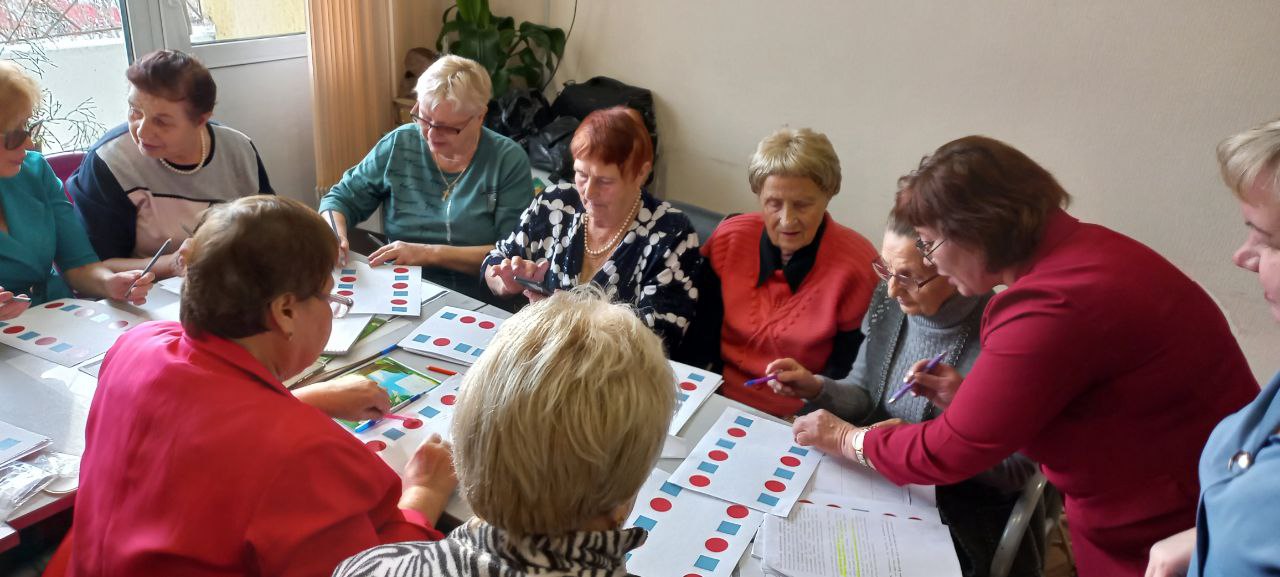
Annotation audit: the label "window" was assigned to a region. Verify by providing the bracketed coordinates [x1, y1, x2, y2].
[184, 0, 304, 44]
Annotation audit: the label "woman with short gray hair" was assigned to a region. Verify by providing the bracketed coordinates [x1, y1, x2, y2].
[321, 55, 533, 302]
[333, 286, 675, 577]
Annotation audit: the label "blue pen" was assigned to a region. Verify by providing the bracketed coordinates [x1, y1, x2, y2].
[888, 351, 947, 404]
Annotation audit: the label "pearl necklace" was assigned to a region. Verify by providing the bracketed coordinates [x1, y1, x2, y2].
[160, 128, 208, 175]
[583, 193, 642, 257]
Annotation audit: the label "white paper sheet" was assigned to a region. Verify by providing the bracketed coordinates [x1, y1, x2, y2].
[811, 454, 937, 508]
[398, 306, 504, 365]
[625, 468, 764, 577]
[0, 299, 148, 367]
[671, 407, 822, 516]
[324, 315, 373, 355]
[669, 360, 721, 436]
[0, 420, 51, 467]
[334, 262, 422, 316]
[761, 503, 961, 577]
[156, 276, 184, 295]
[798, 490, 942, 524]
[420, 280, 448, 304]
[352, 375, 462, 475]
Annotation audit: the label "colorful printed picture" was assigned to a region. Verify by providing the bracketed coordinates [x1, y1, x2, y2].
[333, 356, 439, 431]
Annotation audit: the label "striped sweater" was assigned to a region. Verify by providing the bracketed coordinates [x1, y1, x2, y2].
[332, 518, 645, 577]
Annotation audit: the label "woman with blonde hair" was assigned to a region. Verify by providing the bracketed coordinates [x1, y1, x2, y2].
[334, 286, 676, 576]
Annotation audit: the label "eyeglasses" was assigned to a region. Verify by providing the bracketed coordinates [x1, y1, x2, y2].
[409, 105, 476, 136]
[3, 121, 42, 151]
[872, 258, 941, 291]
[915, 237, 947, 266]
[325, 293, 354, 319]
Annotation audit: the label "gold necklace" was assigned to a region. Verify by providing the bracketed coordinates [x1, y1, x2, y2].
[433, 152, 472, 200]
[583, 193, 642, 257]
[160, 128, 208, 175]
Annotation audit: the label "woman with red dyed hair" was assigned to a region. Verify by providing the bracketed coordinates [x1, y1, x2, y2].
[484, 106, 699, 351]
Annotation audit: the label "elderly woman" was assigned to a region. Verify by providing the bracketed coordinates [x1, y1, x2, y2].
[483, 106, 699, 351]
[793, 136, 1258, 577]
[0, 60, 153, 319]
[1146, 118, 1280, 577]
[768, 215, 1042, 577]
[69, 196, 456, 577]
[321, 55, 532, 301]
[67, 49, 272, 280]
[333, 287, 675, 576]
[677, 127, 879, 417]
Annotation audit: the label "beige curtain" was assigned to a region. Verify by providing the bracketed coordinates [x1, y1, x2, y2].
[305, 0, 439, 193]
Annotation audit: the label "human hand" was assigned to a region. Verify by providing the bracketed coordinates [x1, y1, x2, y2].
[295, 374, 391, 421]
[904, 359, 964, 409]
[369, 241, 432, 267]
[1145, 528, 1195, 577]
[399, 433, 458, 521]
[486, 256, 550, 297]
[764, 358, 823, 399]
[793, 409, 858, 456]
[0, 287, 31, 321]
[109, 270, 155, 305]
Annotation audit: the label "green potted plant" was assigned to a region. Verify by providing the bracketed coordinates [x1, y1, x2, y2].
[436, 0, 567, 98]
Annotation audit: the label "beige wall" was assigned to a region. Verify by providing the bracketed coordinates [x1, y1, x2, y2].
[487, 0, 1280, 380]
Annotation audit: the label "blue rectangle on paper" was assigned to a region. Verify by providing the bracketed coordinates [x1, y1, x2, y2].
[633, 515, 657, 531]
[50, 343, 73, 352]
[392, 307, 408, 313]
[757, 493, 780, 507]
[694, 556, 719, 571]
[17, 332, 38, 341]
[0, 438, 18, 450]
[341, 269, 356, 275]
[697, 462, 719, 474]
[418, 406, 441, 418]
[788, 446, 810, 456]
[471, 348, 484, 356]
[441, 312, 457, 320]
[61, 304, 80, 311]
[413, 334, 429, 343]
[393, 290, 409, 296]
[716, 521, 741, 535]
[338, 283, 354, 290]
[0, 321, 6, 328]
[715, 439, 735, 450]
[677, 392, 689, 402]
[734, 415, 754, 427]
[688, 373, 705, 382]
[382, 428, 405, 440]
[659, 482, 683, 497]
[454, 343, 472, 353]
[395, 275, 410, 281]
[774, 467, 795, 480]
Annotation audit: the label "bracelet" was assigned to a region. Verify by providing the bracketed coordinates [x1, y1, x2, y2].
[852, 423, 886, 470]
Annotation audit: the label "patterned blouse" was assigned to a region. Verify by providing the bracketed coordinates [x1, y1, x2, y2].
[483, 184, 701, 351]
[331, 518, 646, 577]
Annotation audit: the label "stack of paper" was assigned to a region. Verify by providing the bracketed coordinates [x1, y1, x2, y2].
[0, 421, 51, 466]
[398, 306, 505, 366]
[760, 503, 961, 577]
[323, 315, 374, 356]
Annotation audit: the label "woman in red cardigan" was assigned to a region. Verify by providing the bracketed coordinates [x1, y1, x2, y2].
[793, 136, 1258, 577]
[69, 196, 455, 577]
[678, 127, 879, 417]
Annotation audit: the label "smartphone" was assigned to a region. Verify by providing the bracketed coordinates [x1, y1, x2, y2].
[514, 274, 552, 296]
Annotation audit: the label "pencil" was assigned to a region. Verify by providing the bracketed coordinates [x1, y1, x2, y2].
[126, 238, 171, 298]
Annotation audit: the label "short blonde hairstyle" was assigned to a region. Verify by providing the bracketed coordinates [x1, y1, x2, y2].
[415, 54, 491, 117]
[452, 286, 675, 537]
[1218, 117, 1280, 201]
[748, 127, 842, 197]
[0, 61, 40, 132]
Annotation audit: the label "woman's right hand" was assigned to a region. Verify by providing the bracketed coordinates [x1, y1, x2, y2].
[399, 433, 458, 521]
[765, 358, 823, 399]
[0, 287, 30, 321]
[1145, 528, 1195, 577]
[485, 256, 549, 297]
[905, 359, 964, 409]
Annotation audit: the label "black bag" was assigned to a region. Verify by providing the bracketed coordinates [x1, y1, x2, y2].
[551, 76, 658, 158]
[527, 115, 580, 180]
[484, 88, 552, 145]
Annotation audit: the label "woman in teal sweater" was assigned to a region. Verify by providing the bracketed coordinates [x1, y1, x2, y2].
[0, 61, 153, 320]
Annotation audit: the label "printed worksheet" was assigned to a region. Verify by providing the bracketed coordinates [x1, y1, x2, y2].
[354, 375, 462, 475]
[333, 262, 422, 316]
[398, 306, 504, 365]
[0, 299, 147, 367]
[669, 360, 721, 436]
[810, 454, 937, 508]
[761, 503, 961, 577]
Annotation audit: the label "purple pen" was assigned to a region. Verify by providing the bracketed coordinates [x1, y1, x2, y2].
[888, 351, 947, 404]
[743, 373, 778, 388]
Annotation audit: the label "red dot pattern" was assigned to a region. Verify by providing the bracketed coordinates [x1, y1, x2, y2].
[403, 418, 423, 429]
[690, 474, 711, 487]
[392, 282, 409, 289]
[727, 427, 747, 438]
[765, 480, 786, 492]
[44, 302, 64, 309]
[340, 276, 357, 282]
[649, 497, 672, 512]
[110, 320, 130, 330]
[780, 455, 802, 467]
[390, 299, 408, 305]
[337, 290, 354, 296]
[479, 321, 496, 329]
[708, 450, 728, 462]
[705, 538, 728, 553]
[460, 316, 476, 324]
[35, 337, 56, 346]
[441, 395, 457, 406]
[394, 267, 410, 274]
[365, 440, 386, 452]
[679, 381, 697, 391]
[433, 337, 451, 346]
[3, 326, 24, 334]
[727, 504, 750, 519]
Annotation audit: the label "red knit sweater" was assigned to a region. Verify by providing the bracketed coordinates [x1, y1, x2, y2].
[704, 213, 879, 417]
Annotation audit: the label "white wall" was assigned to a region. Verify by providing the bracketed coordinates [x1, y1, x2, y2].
[493, 0, 1280, 381]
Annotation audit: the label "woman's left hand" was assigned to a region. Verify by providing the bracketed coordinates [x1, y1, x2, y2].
[793, 409, 858, 456]
[370, 241, 434, 267]
[294, 374, 392, 421]
[0, 287, 31, 321]
[106, 270, 154, 305]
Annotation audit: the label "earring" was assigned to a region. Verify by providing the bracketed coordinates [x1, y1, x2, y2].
[286, 331, 294, 341]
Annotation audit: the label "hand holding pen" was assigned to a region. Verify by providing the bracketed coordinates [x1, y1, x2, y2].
[746, 358, 824, 400]
[891, 352, 964, 409]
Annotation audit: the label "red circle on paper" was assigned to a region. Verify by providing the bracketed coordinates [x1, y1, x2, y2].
[780, 455, 802, 467]
[727, 504, 750, 519]
[683, 574, 702, 577]
[2, 326, 24, 334]
[390, 299, 408, 305]
[708, 450, 728, 462]
[110, 320, 129, 330]
[705, 538, 729, 553]
[689, 474, 711, 487]
[44, 302, 64, 309]
[441, 394, 457, 406]
[650, 497, 672, 512]
[432, 337, 451, 346]
[478, 321, 496, 329]
[340, 276, 357, 282]
[679, 381, 697, 391]
[337, 290, 354, 296]
[459, 316, 476, 324]
[365, 440, 386, 452]
[35, 337, 56, 346]
[403, 418, 423, 429]
[727, 427, 747, 438]
[765, 480, 786, 492]
[394, 267, 409, 274]
[392, 282, 409, 289]
[75, 308, 94, 317]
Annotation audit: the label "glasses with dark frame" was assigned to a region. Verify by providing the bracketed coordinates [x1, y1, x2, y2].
[3, 121, 42, 151]
[871, 258, 941, 292]
[326, 293, 354, 319]
[409, 105, 476, 136]
[915, 237, 947, 266]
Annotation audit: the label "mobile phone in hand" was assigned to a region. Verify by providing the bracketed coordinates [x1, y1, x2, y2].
[514, 275, 551, 296]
